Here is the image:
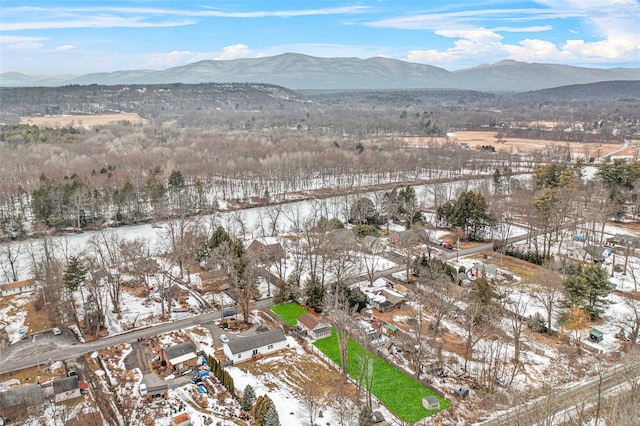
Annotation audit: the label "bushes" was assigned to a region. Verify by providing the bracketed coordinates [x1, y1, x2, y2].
[499, 245, 550, 265]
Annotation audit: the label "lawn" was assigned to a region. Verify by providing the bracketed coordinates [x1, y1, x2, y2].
[270, 303, 308, 326]
[314, 330, 451, 423]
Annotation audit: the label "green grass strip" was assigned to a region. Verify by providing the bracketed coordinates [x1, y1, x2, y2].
[314, 329, 450, 423]
[270, 303, 308, 326]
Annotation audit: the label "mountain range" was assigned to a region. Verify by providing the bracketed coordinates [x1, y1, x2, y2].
[1, 53, 639, 92]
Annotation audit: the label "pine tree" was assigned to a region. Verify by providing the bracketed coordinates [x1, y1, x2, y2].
[241, 384, 256, 411]
[63, 255, 88, 326]
[564, 264, 612, 319]
[263, 405, 281, 426]
[253, 395, 275, 426]
[253, 395, 268, 425]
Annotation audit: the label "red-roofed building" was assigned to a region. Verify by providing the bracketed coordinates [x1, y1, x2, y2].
[171, 412, 192, 426]
[297, 313, 331, 340]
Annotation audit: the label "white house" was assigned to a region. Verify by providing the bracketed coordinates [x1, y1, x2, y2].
[223, 329, 287, 363]
[0, 279, 36, 297]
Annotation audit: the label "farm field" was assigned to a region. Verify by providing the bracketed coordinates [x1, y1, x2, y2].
[20, 113, 148, 127]
[449, 131, 623, 156]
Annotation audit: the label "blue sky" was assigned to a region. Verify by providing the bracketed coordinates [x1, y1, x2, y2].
[1, 0, 639, 75]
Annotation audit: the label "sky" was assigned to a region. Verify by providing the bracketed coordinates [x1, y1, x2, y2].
[1, 0, 639, 76]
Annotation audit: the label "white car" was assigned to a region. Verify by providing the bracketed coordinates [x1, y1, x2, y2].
[220, 334, 230, 343]
[139, 383, 147, 396]
[52, 327, 61, 336]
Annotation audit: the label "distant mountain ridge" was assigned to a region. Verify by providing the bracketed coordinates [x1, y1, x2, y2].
[2, 53, 639, 92]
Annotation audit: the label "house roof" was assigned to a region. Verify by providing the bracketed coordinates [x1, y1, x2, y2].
[170, 352, 197, 365]
[297, 313, 329, 332]
[391, 229, 418, 245]
[225, 329, 286, 355]
[381, 289, 405, 305]
[53, 376, 79, 394]
[471, 263, 498, 275]
[0, 279, 36, 291]
[248, 240, 285, 263]
[0, 384, 43, 409]
[163, 341, 197, 361]
[172, 412, 191, 425]
[393, 282, 409, 295]
[91, 269, 111, 282]
[584, 245, 609, 260]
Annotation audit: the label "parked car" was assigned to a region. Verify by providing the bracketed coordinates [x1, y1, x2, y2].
[442, 243, 453, 249]
[139, 383, 147, 396]
[67, 369, 77, 377]
[52, 327, 61, 336]
[219, 334, 230, 343]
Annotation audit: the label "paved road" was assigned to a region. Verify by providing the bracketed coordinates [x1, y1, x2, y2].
[0, 298, 275, 375]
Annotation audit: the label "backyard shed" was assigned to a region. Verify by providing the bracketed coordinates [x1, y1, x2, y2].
[422, 395, 440, 410]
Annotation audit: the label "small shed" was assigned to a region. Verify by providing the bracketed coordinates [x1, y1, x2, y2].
[590, 328, 604, 343]
[422, 395, 440, 410]
[382, 323, 398, 336]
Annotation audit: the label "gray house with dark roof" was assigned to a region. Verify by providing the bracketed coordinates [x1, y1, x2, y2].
[0, 384, 44, 423]
[223, 329, 287, 363]
[53, 376, 80, 403]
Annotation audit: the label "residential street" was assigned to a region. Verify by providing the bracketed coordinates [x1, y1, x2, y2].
[0, 298, 275, 375]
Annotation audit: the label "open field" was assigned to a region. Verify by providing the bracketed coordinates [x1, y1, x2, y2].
[450, 131, 623, 156]
[20, 113, 148, 127]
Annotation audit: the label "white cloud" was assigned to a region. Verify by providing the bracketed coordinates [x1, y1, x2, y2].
[491, 25, 553, 33]
[2, 16, 194, 31]
[436, 28, 503, 44]
[5, 42, 43, 50]
[0, 35, 47, 44]
[2, 5, 371, 27]
[55, 44, 76, 51]
[145, 50, 197, 68]
[215, 44, 251, 60]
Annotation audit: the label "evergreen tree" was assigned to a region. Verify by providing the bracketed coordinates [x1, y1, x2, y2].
[253, 395, 273, 425]
[439, 190, 495, 241]
[63, 255, 88, 325]
[564, 264, 612, 319]
[241, 384, 256, 411]
[263, 405, 281, 426]
[63, 255, 88, 293]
